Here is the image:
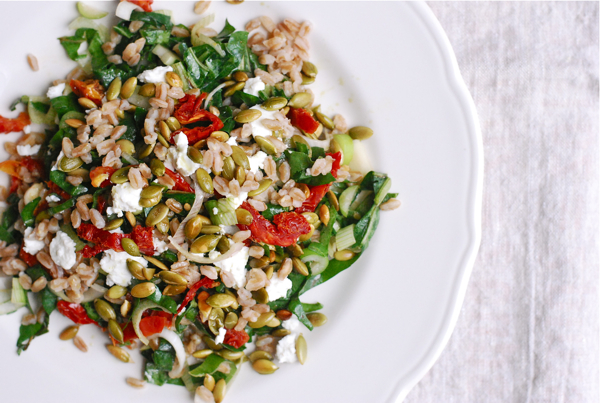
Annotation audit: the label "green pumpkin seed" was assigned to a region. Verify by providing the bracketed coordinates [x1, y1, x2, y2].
[190, 235, 221, 253]
[121, 77, 138, 99]
[223, 81, 245, 98]
[254, 136, 277, 155]
[224, 312, 238, 329]
[131, 282, 156, 298]
[157, 133, 169, 148]
[233, 71, 248, 82]
[210, 131, 229, 142]
[218, 349, 244, 361]
[198, 215, 213, 225]
[67, 168, 90, 180]
[121, 238, 140, 257]
[230, 146, 250, 170]
[59, 325, 79, 341]
[165, 71, 183, 88]
[301, 73, 315, 85]
[206, 293, 237, 309]
[143, 255, 168, 271]
[288, 92, 311, 109]
[222, 156, 235, 181]
[94, 299, 116, 321]
[301, 212, 319, 225]
[214, 379, 227, 403]
[252, 359, 279, 375]
[139, 195, 161, 208]
[307, 312, 328, 327]
[116, 139, 135, 155]
[288, 243, 303, 257]
[315, 111, 335, 130]
[234, 165, 246, 185]
[165, 117, 181, 131]
[248, 350, 273, 363]
[327, 190, 339, 211]
[263, 265, 274, 280]
[192, 349, 213, 359]
[138, 142, 155, 159]
[208, 307, 225, 336]
[184, 216, 204, 239]
[204, 374, 216, 392]
[217, 236, 231, 254]
[292, 257, 310, 276]
[59, 157, 83, 173]
[296, 334, 307, 364]
[271, 328, 291, 337]
[319, 204, 330, 226]
[266, 316, 281, 327]
[158, 121, 171, 142]
[107, 345, 130, 362]
[140, 186, 163, 199]
[106, 285, 127, 299]
[127, 259, 146, 280]
[159, 271, 188, 286]
[78, 97, 97, 109]
[235, 208, 253, 225]
[349, 126, 374, 140]
[200, 225, 222, 235]
[110, 166, 131, 184]
[301, 61, 318, 78]
[202, 335, 223, 351]
[143, 267, 155, 281]
[150, 158, 166, 177]
[156, 218, 169, 234]
[234, 108, 262, 124]
[299, 224, 315, 242]
[187, 147, 203, 164]
[291, 134, 311, 152]
[196, 168, 213, 194]
[108, 319, 124, 343]
[121, 300, 131, 317]
[145, 203, 169, 227]
[334, 249, 355, 261]
[107, 77, 122, 101]
[262, 97, 288, 111]
[139, 83, 156, 97]
[249, 311, 276, 329]
[116, 109, 125, 119]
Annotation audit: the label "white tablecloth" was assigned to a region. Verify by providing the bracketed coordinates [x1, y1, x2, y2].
[405, 3, 599, 402]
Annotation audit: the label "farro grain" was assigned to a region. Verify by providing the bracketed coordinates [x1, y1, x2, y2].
[71, 209, 82, 229]
[19, 273, 32, 290]
[37, 251, 55, 270]
[129, 20, 144, 33]
[128, 168, 147, 189]
[22, 313, 37, 326]
[90, 208, 105, 229]
[73, 336, 88, 352]
[127, 377, 146, 389]
[62, 137, 74, 158]
[379, 198, 401, 211]
[66, 175, 83, 186]
[249, 245, 265, 259]
[27, 54, 39, 71]
[31, 276, 47, 293]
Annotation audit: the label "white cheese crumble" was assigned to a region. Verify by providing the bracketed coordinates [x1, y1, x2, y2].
[214, 327, 227, 345]
[100, 249, 148, 287]
[23, 227, 45, 255]
[46, 83, 66, 99]
[212, 207, 219, 215]
[153, 235, 169, 256]
[226, 136, 238, 147]
[109, 182, 143, 217]
[49, 231, 77, 270]
[248, 105, 279, 138]
[248, 151, 268, 174]
[51, 151, 64, 172]
[276, 334, 298, 364]
[167, 133, 202, 177]
[212, 246, 250, 289]
[243, 77, 266, 97]
[266, 275, 293, 301]
[282, 315, 301, 333]
[46, 194, 61, 203]
[137, 66, 173, 84]
[23, 125, 31, 134]
[17, 144, 41, 156]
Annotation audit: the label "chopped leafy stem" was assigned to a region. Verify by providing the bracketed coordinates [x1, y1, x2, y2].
[50, 170, 88, 196]
[21, 197, 40, 228]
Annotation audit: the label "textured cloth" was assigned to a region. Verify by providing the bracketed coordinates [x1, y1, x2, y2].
[405, 3, 599, 402]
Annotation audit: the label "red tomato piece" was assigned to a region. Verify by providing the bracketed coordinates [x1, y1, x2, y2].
[78, 224, 155, 258]
[176, 277, 219, 315]
[0, 112, 30, 134]
[97, 195, 107, 215]
[70, 79, 104, 106]
[0, 160, 21, 178]
[90, 166, 116, 188]
[21, 157, 44, 178]
[223, 329, 250, 349]
[139, 316, 167, 337]
[126, 0, 153, 12]
[288, 108, 320, 134]
[19, 243, 38, 267]
[57, 300, 97, 325]
[46, 181, 71, 201]
[295, 152, 342, 214]
[122, 322, 138, 342]
[164, 168, 194, 193]
[130, 225, 155, 255]
[171, 94, 224, 145]
[9, 177, 21, 193]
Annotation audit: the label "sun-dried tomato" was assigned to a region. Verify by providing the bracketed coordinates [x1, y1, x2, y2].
[172, 94, 224, 145]
[57, 300, 98, 325]
[130, 225, 154, 255]
[177, 277, 219, 315]
[289, 108, 320, 134]
[19, 243, 38, 267]
[237, 202, 311, 247]
[0, 112, 30, 134]
[20, 157, 44, 177]
[78, 224, 155, 258]
[0, 160, 21, 178]
[164, 168, 194, 193]
[46, 181, 71, 201]
[33, 200, 48, 216]
[97, 195, 107, 215]
[139, 316, 168, 337]
[90, 166, 116, 188]
[126, 0, 153, 12]
[223, 328, 250, 349]
[295, 152, 342, 214]
[70, 79, 104, 107]
[9, 177, 21, 193]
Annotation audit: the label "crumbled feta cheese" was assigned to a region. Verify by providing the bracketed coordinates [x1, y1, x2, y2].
[100, 249, 148, 287]
[226, 136, 238, 147]
[276, 334, 298, 364]
[137, 66, 173, 84]
[266, 275, 293, 301]
[46, 83, 66, 99]
[167, 133, 202, 177]
[23, 125, 31, 134]
[212, 207, 219, 215]
[17, 144, 41, 157]
[214, 327, 227, 345]
[248, 105, 279, 138]
[23, 227, 45, 255]
[110, 182, 143, 217]
[243, 77, 266, 97]
[213, 246, 250, 289]
[282, 315, 301, 333]
[51, 151, 64, 171]
[45, 194, 61, 203]
[49, 231, 77, 269]
[219, 225, 239, 235]
[248, 151, 268, 174]
[153, 235, 169, 255]
[226, 193, 248, 210]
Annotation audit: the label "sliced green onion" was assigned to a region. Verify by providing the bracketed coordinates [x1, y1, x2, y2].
[191, 26, 225, 56]
[301, 250, 329, 276]
[331, 134, 354, 165]
[206, 198, 237, 226]
[152, 45, 180, 66]
[171, 62, 191, 91]
[0, 289, 11, 304]
[0, 301, 25, 315]
[181, 368, 196, 393]
[374, 177, 392, 206]
[11, 278, 27, 306]
[339, 185, 359, 217]
[335, 224, 356, 251]
[28, 96, 57, 125]
[349, 190, 373, 212]
[77, 2, 109, 19]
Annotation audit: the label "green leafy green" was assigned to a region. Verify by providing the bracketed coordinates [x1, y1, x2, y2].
[21, 197, 40, 228]
[130, 10, 173, 30]
[301, 302, 323, 313]
[47, 198, 76, 217]
[147, 286, 178, 314]
[231, 90, 261, 108]
[260, 204, 289, 221]
[41, 288, 58, 316]
[189, 353, 225, 377]
[50, 170, 88, 197]
[284, 150, 336, 186]
[16, 318, 48, 355]
[162, 191, 195, 206]
[215, 20, 236, 41]
[31, 101, 50, 114]
[288, 297, 313, 330]
[141, 29, 171, 45]
[82, 301, 103, 323]
[300, 253, 362, 295]
[50, 94, 82, 119]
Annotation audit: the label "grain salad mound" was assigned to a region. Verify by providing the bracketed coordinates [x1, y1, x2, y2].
[0, 1, 400, 402]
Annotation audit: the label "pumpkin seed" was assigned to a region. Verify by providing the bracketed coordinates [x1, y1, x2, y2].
[217, 236, 231, 254]
[248, 351, 273, 363]
[121, 77, 138, 99]
[190, 235, 221, 253]
[319, 204, 330, 226]
[233, 71, 248, 82]
[115, 109, 125, 119]
[235, 165, 246, 185]
[307, 312, 328, 327]
[143, 255, 169, 271]
[127, 259, 146, 280]
[218, 349, 244, 361]
[262, 96, 288, 111]
[200, 225, 222, 235]
[224, 81, 245, 98]
[301, 73, 315, 85]
[299, 224, 315, 242]
[210, 131, 229, 142]
[301, 60, 318, 78]
[224, 312, 238, 329]
[143, 267, 155, 281]
[230, 146, 250, 170]
[226, 0, 244, 4]
[115, 139, 135, 155]
[131, 282, 156, 298]
[291, 257, 309, 276]
[192, 349, 213, 359]
[235, 208, 253, 225]
[349, 126, 374, 140]
[158, 120, 171, 142]
[288, 243, 303, 257]
[165, 71, 183, 87]
[222, 156, 235, 180]
[184, 216, 204, 239]
[159, 271, 188, 286]
[59, 156, 83, 173]
[206, 293, 237, 309]
[222, 80, 236, 88]
[110, 166, 131, 184]
[296, 334, 307, 364]
[157, 133, 169, 148]
[187, 147, 203, 164]
[214, 379, 227, 403]
[288, 92, 311, 109]
[334, 249, 355, 261]
[121, 238, 140, 257]
[194, 168, 213, 194]
[138, 142, 155, 159]
[140, 186, 163, 200]
[301, 212, 319, 225]
[108, 319, 124, 343]
[249, 256, 269, 269]
[166, 116, 181, 131]
[121, 299, 132, 317]
[234, 108, 262, 124]
[124, 212, 135, 227]
[252, 359, 279, 375]
[106, 285, 127, 299]
[59, 326, 79, 340]
[291, 134, 311, 152]
[146, 203, 169, 227]
[156, 218, 169, 234]
[203, 374, 216, 392]
[327, 190, 340, 211]
[254, 136, 277, 155]
[64, 118, 84, 128]
[139, 83, 156, 97]
[271, 329, 291, 338]
[107, 77, 122, 101]
[263, 265, 274, 280]
[94, 299, 116, 321]
[202, 336, 222, 352]
[198, 215, 212, 225]
[107, 345, 130, 362]
[249, 311, 276, 329]
[315, 111, 335, 130]
[207, 307, 225, 336]
[78, 97, 97, 109]
[139, 195, 161, 208]
[266, 316, 281, 327]
[150, 158, 166, 177]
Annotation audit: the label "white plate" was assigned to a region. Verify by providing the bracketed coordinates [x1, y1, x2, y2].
[0, 2, 482, 402]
